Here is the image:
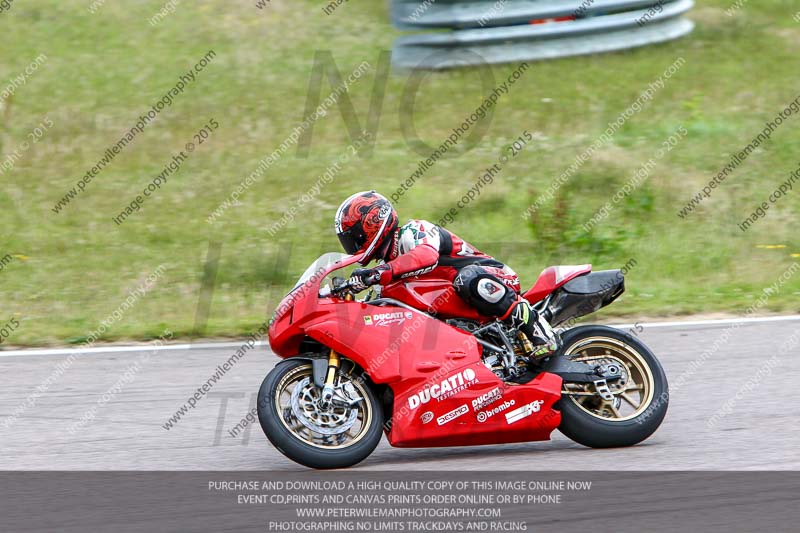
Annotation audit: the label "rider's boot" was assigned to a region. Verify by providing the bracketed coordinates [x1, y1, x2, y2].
[505, 298, 560, 357]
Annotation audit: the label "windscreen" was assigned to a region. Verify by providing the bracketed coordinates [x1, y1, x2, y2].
[290, 252, 349, 292]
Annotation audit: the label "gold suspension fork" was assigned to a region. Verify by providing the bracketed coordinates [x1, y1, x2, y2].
[319, 348, 340, 411]
[319, 292, 352, 409]
[325, 348, 340, 386]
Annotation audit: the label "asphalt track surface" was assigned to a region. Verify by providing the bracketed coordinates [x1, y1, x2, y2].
[1, 318, 799, 471]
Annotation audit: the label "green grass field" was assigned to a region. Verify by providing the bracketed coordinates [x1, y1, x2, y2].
[1, 1, 799, 346]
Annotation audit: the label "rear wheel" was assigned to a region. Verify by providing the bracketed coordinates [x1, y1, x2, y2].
[257, 358, 383, 469]
[556, 325, 668, 448]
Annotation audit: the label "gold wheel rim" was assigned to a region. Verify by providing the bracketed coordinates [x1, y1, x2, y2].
[561, 336, 655, 422]
[275, 363, 372, 450]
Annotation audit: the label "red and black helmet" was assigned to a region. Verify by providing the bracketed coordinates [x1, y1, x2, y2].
[334, 191, 398, 265]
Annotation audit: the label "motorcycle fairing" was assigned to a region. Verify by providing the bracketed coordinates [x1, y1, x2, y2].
[388, 365, 562, 448]
[274, 295, 563, 448]
[268, 251, 564, 449]
[294, 299, 483, 384]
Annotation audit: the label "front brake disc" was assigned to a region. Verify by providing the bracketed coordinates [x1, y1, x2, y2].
[290, 377, 358, 435]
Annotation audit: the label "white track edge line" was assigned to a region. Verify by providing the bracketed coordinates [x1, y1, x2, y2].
[0, 341, 268, 358]
[2, 315, 800, 358]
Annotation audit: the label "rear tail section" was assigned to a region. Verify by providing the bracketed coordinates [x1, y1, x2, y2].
[542, 270, 625, 327]
[523, 264, 592, 304]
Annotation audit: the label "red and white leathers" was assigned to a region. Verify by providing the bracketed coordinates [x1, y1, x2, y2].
[372, 220, 522, 319]
[355, 218, 558, 354]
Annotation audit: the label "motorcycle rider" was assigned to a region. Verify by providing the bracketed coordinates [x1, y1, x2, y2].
[334, 190, 559, 356]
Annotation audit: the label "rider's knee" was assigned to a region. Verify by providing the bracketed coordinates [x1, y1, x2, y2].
[453, 265, 516, 317]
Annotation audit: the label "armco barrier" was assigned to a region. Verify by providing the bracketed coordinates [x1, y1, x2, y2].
[391, 0, 673, 29]
[391, 0, 695, 69]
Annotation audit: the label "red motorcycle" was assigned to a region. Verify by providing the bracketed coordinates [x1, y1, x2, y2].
[259, 251, 668, 469]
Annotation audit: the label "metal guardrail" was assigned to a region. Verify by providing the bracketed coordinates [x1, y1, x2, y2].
[393, 17, 694, 69]
[392, 0, 677, 29]
[396, 0, 693, 46]
[391, 0, 695, 69]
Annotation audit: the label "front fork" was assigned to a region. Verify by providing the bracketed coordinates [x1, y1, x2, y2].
[319, 291, 351, 410]
[319, 348, 340, 410]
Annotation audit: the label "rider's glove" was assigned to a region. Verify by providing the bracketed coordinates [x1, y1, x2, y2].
[349, 264, 391, 291]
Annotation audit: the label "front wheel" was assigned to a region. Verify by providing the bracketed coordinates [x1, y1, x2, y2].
[257, 358, 383, 469]
[556, 325, 668, 448]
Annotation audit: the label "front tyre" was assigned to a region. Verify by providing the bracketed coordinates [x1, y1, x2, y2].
[556, 325, 668, 448]
[257, 358, 383, 469]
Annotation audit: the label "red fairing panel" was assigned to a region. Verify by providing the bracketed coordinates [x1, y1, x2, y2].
[299, 300, 483, 385]
[523, 264, 592, 304]
[388, 367, 562, 448]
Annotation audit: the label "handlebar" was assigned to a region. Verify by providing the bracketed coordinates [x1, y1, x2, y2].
[319, 276, 359, 298]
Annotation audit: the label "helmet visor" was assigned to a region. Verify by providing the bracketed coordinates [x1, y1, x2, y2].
[337, 222, 366, 256]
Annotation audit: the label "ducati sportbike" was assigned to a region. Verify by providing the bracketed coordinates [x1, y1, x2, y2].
[258, 251, 668, 469]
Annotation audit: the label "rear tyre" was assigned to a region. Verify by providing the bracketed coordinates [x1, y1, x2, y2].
[556, 325, 668, 448]
[257, 358, 383, 469]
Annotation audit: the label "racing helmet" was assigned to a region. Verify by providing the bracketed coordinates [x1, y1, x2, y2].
[334, 191, 398, 265]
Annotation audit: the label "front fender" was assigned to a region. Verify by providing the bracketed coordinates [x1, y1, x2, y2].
[274, 356, 329, 388]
